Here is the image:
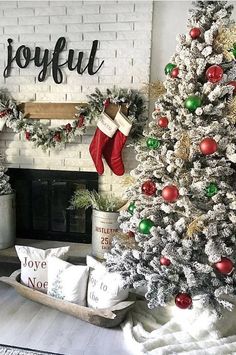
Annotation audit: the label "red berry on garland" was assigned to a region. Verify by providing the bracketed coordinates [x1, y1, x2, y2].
[200, 137, 217, 155]
[228, 81, 236, 95]
[162, 185, 179, 203]
[160, 256, 171, 266]
[206, 65, 223, 83]
[77, 114, 85, 128]
[65, 123, 72, 132]
[171, 67, 179, 78]
[141, 180, 157, 196]
[103, 98, 110, 108]
[214, 257, 234, 275]
[25, 132, 31, 141]
[189, 27, 201, 39]
[54, 132, 61, 142]
[128, 231, 135, 238]
[175, 293, 192, 309]
[158, 117, 169, 128]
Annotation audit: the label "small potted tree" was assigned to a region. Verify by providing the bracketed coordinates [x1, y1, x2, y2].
[0, 153, 15, 249]
[70, 189, 125, 259]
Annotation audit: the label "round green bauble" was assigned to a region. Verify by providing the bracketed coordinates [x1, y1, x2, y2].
[138, 219, 154, 234]
[128, 202, 136, 215]
[146, 137, 161, 150]
[205, 182, 218, 197]
[230, 43, 236, 59]
[165, 63, 176, 75]
[184, 95, 202, 112]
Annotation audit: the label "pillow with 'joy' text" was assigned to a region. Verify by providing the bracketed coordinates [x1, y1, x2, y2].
[15, 245, 70, 293]
[86, 256, 129, 309]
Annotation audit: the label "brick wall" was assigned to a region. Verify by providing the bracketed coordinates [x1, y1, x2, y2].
[0, 1, 153, 195]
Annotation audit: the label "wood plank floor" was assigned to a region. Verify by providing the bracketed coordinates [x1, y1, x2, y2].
[0, 266, 132, 355]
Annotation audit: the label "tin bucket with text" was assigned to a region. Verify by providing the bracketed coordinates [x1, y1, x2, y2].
[92, 209, 119, 260]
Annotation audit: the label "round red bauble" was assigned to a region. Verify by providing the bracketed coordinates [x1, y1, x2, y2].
[206, 65, 223, 83]
[200, 137, 217, 155]
[104, 98, 110, 108]
[141, 180, 157, 196]
[228, 81, 236, 95]
[175, 293, 192, 309]
[158, 116, 169, 128]
[162, 185, 179, 203]
[171, 67, 179, 78]
[25, 132, 31, 141]
[214, 257, 234, 275]
[128, 231, 135, 238]
[160, 256, 171, 266]
[189, 27, 201, 39]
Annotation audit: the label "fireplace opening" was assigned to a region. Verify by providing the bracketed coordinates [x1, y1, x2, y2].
[8, 169, 98, 244]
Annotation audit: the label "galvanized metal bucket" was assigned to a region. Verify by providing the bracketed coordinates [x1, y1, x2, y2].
[92, 209, 119, 260]
[0, 193, 16, 249]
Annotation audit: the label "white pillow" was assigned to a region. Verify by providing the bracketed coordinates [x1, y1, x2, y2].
[47, 257, 89, 306]
[86, 256, 129, 309]
[15, 245, 70, 293]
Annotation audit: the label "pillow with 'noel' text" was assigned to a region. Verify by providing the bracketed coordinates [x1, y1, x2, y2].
[15, 245, 70, 293]
[47, 256, 89, 306]
[86, 256, 129, 309]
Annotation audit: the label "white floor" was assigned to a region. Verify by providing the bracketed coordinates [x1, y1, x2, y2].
[0, 266, 131, 355]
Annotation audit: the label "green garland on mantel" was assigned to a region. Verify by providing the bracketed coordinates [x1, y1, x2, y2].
[0, 88, 147, 150]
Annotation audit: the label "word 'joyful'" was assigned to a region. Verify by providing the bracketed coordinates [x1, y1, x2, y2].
[3, 37, 104, 84]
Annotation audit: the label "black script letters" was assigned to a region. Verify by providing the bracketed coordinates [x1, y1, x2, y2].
[3, 37, 104, 84]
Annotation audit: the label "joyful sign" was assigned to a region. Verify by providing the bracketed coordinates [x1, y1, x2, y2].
[3, 37, 104, 84]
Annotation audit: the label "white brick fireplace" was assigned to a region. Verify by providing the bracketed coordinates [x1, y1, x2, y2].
[0, 0, 153, 196]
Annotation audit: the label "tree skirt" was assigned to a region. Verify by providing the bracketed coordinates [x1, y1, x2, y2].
[0, 344, 63, 355]
[121, 301, 236, 355]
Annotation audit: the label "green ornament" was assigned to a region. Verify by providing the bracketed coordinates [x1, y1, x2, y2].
[165, 63, 176, 75]
[146, 137, 161, 150]
[205, 182, 219, 197]
[184, 95, 202, 112]
[138, 219, 154, 234]
[229, 43, 236, 59]
[128, 202, 136, 215]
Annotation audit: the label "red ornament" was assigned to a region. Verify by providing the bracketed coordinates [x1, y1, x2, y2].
[162, 185, 179, 203]
[160, 256, 171, 266]
[200, 137, 217, 155]
[0, 109, 10, 118]
[104, 98, 110, 108]
[65, 123, 72, 132]
[171, 67, 179, 78]
[54, 132, 61, 142]
[228, 81, 236, 95]
[77, 114, 85, 128]
[128, 231, 135, 238]
[189, 27, 201, 39]
[158, 116, 169, 128]
[25, 132, 31, 141]
[206, 65, 223, 83]
[141, 180, 157, 196]
[175, 293, 192, 309]
[214, 257, 234, 275]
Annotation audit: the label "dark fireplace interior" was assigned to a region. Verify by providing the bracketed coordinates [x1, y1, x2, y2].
[8, 169, 98, 244]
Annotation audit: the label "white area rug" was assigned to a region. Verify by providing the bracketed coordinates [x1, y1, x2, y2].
[0, 344, 63, 355]
[121, 301, 236, 355]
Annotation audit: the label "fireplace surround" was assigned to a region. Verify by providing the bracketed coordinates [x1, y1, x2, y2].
[8, 168, 98, 244]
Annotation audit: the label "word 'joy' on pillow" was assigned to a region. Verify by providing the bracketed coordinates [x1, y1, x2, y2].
[86, 256, 129, 309]
[15, 245, 70, 293]
[47, 257, 89, 306]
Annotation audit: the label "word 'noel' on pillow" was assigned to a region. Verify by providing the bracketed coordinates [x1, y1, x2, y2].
[47, 257, 89, 306]
[87, 256, 129, 309]
[15, 245, 70, 293]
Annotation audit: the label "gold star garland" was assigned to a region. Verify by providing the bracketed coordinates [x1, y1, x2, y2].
[227, 96, 236, 123]
[175, 132, 191, 161]
[214, 26, 236, 61]
[142, 80, 166, 99]
[186, 217, 204, 239]
[112, 232, 138, 249]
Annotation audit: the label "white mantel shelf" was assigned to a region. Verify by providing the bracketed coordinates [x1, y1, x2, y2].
[0, 239, 91, 265]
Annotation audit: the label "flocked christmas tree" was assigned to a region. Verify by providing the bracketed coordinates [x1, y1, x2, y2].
[0, 153, 12, 196]
[106, 1, 236, 314]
